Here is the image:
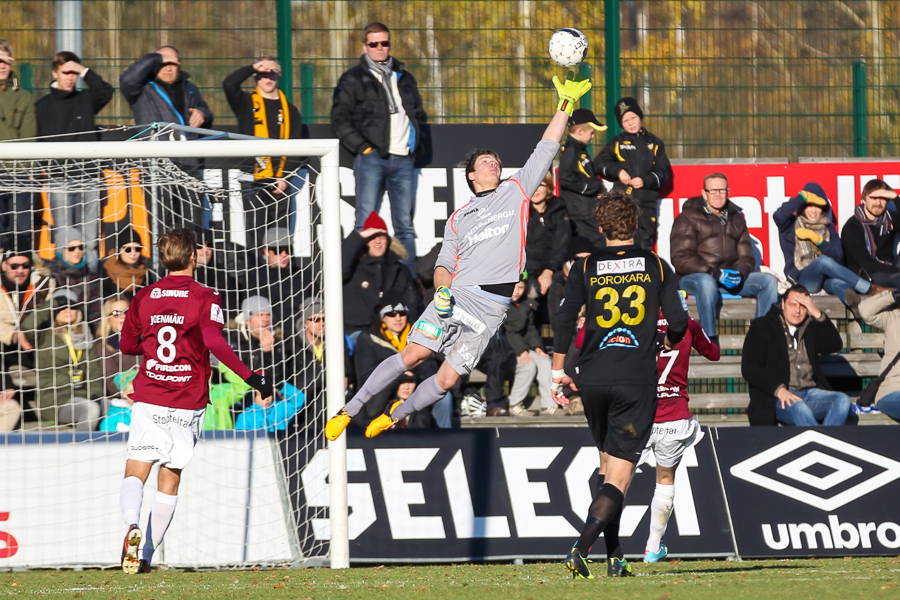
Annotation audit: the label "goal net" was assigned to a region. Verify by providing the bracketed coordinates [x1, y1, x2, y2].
[0, 132, 348, 570]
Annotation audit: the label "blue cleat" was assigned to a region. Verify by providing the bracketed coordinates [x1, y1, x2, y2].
[643, 542, 669, 563]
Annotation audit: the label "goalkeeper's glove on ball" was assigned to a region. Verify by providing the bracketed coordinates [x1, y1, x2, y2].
[553, 73, 592, 116]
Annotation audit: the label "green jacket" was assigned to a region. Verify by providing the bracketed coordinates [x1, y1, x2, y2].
[31, 324, 105, 422]
[203, 363, 251, 430]
[0, 74, 36, 141]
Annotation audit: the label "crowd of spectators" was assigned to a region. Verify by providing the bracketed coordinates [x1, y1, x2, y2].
[1, 24, 899, 433]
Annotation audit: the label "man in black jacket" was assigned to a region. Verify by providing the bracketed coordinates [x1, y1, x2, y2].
[595, 97, 671, 250]
[557, 109, 607, 249]
[742, 285, 851, 426]
[331, 22, 427, 271]
[342, 211, 422, 343]
[35, 51, 114, 271]
[525, 172, 571, 305]
[840, 178, 900, 290]
[223, 56, 307, 251]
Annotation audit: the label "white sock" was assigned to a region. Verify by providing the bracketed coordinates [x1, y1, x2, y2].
[646, 484, 675, 554]
[142, 492, 178, 563]
[120, 476, 144, 531]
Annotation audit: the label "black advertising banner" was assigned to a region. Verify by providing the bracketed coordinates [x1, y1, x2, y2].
[714, 426, 900, 558]
[283, 427, 733, 562]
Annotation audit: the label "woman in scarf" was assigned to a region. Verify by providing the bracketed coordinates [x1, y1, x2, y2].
[95, 296, 140, 398]
[25, 288, 104, 430]
[774, 182, 881, 310]
[47, 227, 103, 328]
[101, 229, 148, 299]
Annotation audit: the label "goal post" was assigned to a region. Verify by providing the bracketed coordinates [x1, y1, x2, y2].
[0, 137, 349, 569]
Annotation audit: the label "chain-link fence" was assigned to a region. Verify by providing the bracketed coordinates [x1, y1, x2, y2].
[5, 0, 900, 158]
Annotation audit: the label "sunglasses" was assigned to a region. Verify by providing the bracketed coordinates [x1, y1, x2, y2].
[366, 40, 391, 48]
[268, 247, 290, 255]
[383, 311, 408, 318]
[307, 316, 324, 323]
[65, 244, 84, 252]
[121, 246, 143, 254]
[111, 309, 128, 317]
[6, 262, 31, 271]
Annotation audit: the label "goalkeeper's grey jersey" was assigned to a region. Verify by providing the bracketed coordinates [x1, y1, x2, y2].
[437, 139, 560, 288]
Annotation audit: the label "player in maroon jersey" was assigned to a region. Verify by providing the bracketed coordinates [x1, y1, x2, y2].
[639, 310, 719, 563]
[117, 228, 273, 574]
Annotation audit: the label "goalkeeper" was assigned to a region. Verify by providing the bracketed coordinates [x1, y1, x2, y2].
[326, 74, 591, 439]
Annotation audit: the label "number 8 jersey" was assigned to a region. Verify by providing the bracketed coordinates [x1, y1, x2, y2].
[554, 245, 688, 386]
[121, 275, 227, 410]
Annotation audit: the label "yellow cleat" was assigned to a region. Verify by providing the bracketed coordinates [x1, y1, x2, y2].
[365, 413, 399, 438]
[325, 409, 351, 441]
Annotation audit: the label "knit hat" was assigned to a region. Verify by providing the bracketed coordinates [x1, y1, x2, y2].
[301, 297, 324, 322]
[362, 211, 388, 232]
[263, 227, 291, 248]
[56, 227, 84, 249]
[52, 288, 79, 312]
[113, 228, 142, 250]
[567, 236, 596, 261]
[377, 290, 409, 319]
[241, 295, 272, 321]
[614, 97, 644, 126]
[568, 108, 607, 131]
[798, 182, 829, 208]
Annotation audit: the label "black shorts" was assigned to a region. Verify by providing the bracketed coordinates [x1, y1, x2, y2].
[581, 384, 657, 463]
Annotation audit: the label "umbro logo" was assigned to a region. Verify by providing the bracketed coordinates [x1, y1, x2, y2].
[730, 430, 900, 511]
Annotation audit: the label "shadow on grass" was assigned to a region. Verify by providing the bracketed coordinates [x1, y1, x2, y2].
[672, 564, 809, 575]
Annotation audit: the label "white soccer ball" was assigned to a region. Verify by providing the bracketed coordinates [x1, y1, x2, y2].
[549, 28, 588, 67]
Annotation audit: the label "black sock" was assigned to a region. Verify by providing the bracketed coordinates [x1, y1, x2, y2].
[604, 506, 624, 560]
[575, 483, 625, 557]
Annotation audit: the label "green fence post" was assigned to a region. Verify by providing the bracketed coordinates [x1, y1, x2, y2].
[19, 63, 33, 94]
[276, 0, 293, 102]
[578, 62, 592, 111]
[852, 60, 867, 158]
[300, 63, 314, 122]
[604, 0, 621, 139]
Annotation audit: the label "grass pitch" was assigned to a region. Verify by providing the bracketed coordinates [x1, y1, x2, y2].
[2, 557, 897, 599]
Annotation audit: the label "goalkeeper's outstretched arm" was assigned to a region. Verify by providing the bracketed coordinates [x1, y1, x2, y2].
[543, 74, 593, 143]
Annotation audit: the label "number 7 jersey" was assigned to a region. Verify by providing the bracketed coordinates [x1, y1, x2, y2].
[554, 244, 688, 386]
[121, 275, 227, 410]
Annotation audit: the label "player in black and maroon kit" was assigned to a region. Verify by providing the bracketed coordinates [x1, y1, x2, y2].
[640, 311, 719, 563]
[552, 191, 688, 579]
[117, 228, 273, 574]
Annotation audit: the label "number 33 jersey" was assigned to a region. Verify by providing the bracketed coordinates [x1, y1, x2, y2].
[121, 275, 227, 410]
[554, 245, 688, 386]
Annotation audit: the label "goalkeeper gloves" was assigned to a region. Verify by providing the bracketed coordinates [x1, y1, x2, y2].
[553, 72, 592, 116]
[245, 371, 275, 399]
[434, 285, 453, 317]
[716, 268, 743, 290]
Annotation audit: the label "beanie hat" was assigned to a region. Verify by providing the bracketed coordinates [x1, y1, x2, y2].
[798, 182, 829, 208]
[376, 290, 409, 319]
[301, 297, 324, 322]
[56, 227, 84, 249]
[362, 211, 388, 232]
[614, 97, 644, 126]
[241, 295, 272, 321]
[113, 228, 142, 250]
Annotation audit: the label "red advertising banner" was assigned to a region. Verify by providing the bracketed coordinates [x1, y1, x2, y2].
[657, 162, 900, 275]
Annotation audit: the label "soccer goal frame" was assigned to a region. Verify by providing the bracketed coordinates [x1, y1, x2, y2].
[0, 137, 350, 570]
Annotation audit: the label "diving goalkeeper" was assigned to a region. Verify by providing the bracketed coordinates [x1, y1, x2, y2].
[326, 74, 592, 439]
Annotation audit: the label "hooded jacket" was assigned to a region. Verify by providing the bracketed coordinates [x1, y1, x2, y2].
[772, 185, 843, 281]
[595, 128, 671, 205]
[741, 303, 843, 426]
[34, 69, 113, 141]
[0, 72, 36, 141]
[119, 53, 213, 132]
[669, 196, 755, 279]
[330, 56, 427, 158]
[341, 231, 422, 333]
[525, 195, 571, 276]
